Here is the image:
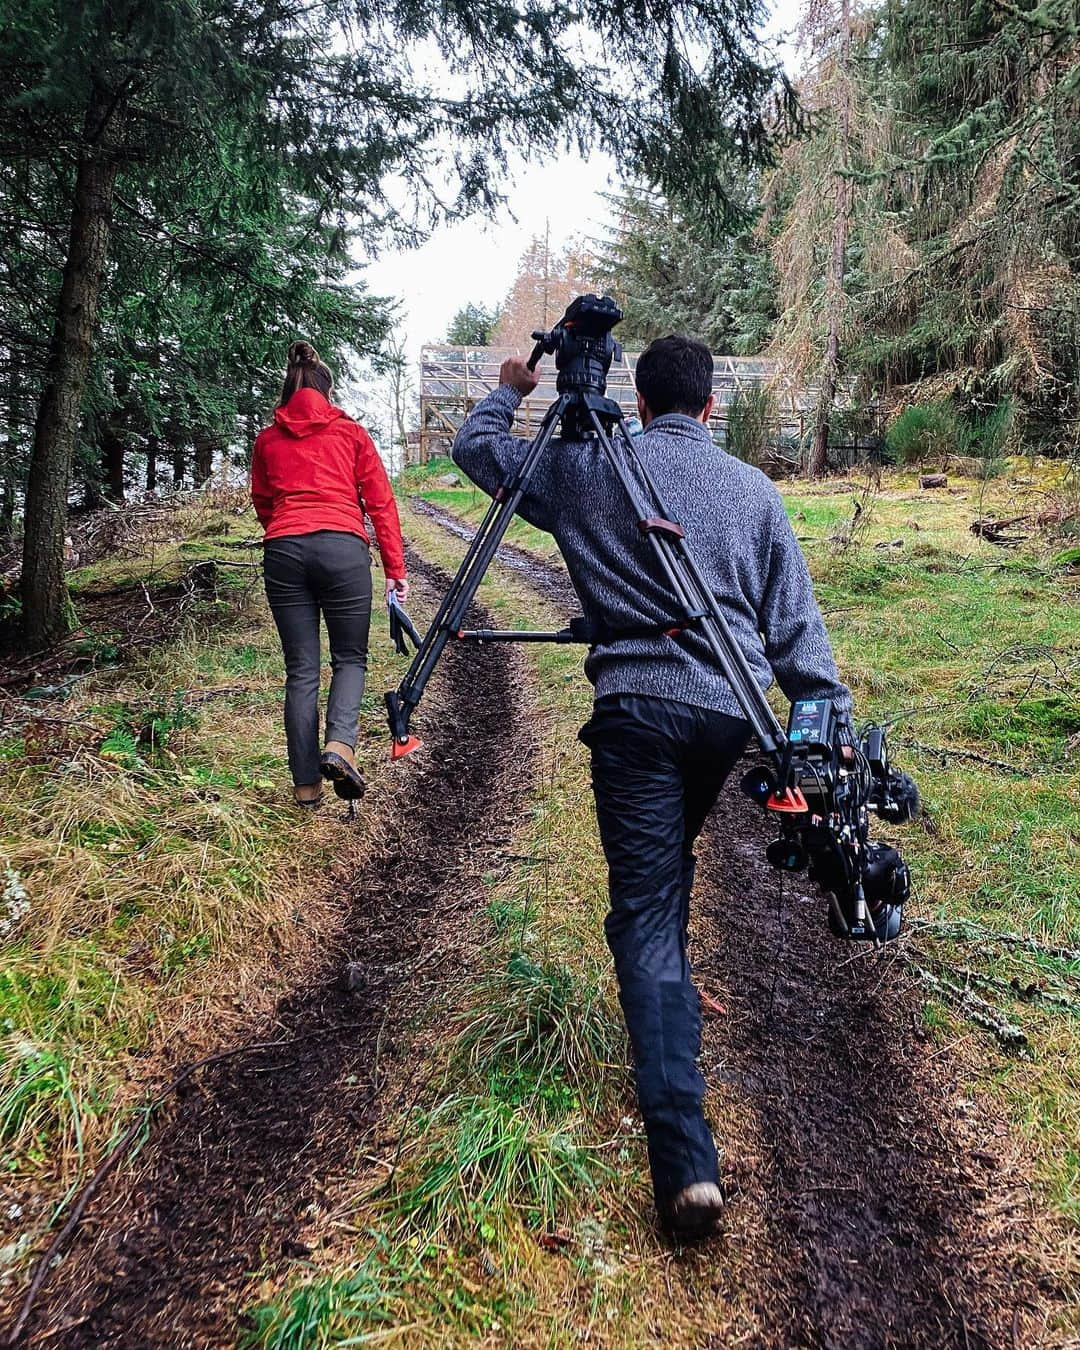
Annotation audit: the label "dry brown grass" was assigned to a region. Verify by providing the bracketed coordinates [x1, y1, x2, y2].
[0, 498, 400, 1283]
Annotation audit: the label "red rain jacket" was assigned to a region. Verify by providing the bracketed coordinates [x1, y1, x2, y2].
[250, 388, 406, 578]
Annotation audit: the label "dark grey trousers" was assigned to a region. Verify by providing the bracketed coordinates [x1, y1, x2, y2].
[263, 531, 372, 785]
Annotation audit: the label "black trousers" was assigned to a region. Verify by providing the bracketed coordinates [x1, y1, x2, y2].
[263, 531, 372, 786]
[579, 693, 751, 1206]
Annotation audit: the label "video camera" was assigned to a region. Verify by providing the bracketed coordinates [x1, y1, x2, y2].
[527, 294, 623, 439]
[740, 699, 919, 942]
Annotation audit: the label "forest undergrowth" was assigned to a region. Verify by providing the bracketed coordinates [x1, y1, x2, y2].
[0, 492, 403, 1299]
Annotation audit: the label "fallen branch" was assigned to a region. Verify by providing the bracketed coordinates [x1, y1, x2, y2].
[907, 917, 1080, 968]
[907, 961, 1029, 1052]
[907, 944, 1080, 1013]
[952, 964, 1080, 1014]
[907, 737, 1035, 776]
[970, 515, 1030, 546]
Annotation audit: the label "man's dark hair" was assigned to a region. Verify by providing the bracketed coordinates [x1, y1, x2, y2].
[634, 335, 714, 417]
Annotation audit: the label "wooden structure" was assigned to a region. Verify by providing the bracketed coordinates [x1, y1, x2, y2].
[416, 345, 845, 464]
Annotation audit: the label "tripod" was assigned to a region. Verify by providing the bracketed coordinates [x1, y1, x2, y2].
[385, 384, 796, 781]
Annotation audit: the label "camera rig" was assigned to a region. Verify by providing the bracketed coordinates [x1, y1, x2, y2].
[386, 295, 919, 946]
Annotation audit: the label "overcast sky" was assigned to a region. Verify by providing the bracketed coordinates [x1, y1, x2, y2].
[359, 0, 803, 373]
[362, 152, 618, 364]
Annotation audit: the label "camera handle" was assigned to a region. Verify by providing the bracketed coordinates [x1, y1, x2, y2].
[385, 389, 789, 770]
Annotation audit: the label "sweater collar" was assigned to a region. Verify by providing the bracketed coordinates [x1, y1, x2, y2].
[642, 412, 714, 444]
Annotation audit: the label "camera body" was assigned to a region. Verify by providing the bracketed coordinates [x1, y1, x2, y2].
[529, 294, 623, 402]
[741, 698, 918, 944]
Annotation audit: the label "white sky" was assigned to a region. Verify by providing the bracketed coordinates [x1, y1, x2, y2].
[363, 151, 620, 364]
[353, 0, 802, 418]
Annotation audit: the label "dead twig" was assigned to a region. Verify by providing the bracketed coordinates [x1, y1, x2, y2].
[907, 917, 1080, 969]
[906, 960, 1030, 1052]
[907, 737, 1035, 776]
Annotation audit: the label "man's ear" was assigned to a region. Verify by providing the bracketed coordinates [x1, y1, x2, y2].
[699, 393, 715, 425]
[636, 390, 651, 426]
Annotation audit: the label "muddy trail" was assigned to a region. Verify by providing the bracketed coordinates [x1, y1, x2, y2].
[12, 557, 533, 1348]
[409, 497, 575, 612]
[418, 506, 1055, 1348]
[697, 799, 1050, 1348]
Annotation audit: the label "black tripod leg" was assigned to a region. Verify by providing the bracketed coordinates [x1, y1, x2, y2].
[386, 394, 572, 756]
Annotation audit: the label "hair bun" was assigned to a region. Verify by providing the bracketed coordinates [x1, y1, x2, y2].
[287, 340, 319, 368]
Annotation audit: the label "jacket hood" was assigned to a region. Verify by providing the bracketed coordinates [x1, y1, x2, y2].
[273, 388, 346, 438]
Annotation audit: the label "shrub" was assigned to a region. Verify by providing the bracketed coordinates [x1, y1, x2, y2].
[726, 386, 777, 466]
[968, 398, 1015, 482]
[885, 400, 971, 464]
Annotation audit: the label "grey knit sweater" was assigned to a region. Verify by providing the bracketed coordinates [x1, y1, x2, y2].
[452, 385, 852, 724]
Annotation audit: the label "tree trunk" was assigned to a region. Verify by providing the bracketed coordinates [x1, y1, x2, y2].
[145, 438, 158, 493]
[808, 0, 853, 480]
[101, 427, 125, 502]
[21, 82, 120, 646]
[193, 431, 214, 486]
[100, 366, 131, 502]
[2, 369, 20, 535]
[172, 445, 186, 488]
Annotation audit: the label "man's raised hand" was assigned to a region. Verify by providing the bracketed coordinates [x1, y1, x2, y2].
[499, 356, 540, 397]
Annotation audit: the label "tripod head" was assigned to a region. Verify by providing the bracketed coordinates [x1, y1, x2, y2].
[528, 295, 624, 440]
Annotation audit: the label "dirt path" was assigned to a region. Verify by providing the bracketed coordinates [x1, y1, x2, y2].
[697, 799, 1049, 1348]
[416, 501, 1056, 1348]
[13, 557, 533, 1348]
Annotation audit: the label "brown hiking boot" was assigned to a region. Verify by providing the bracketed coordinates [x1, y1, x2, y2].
[662, 1181, 724, 1242]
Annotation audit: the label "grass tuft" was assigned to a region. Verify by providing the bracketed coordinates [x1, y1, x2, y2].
[391, 1092, 601, 1235]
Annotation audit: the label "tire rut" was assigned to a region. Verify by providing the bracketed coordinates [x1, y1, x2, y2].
[697, 796, 1048, 1348]
[16, 554, 532, 1348]
[415, 502, 1054, 1348]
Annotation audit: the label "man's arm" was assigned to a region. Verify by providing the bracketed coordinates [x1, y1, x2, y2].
[758, 489, 854, 723]
[451, 359, 555, 533]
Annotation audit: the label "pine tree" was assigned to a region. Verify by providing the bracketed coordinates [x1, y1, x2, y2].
[862, 0, 1079, 452]
[764, 1, 885, 476]
[593, 185, 777, 353]
[445, 304, 499, 346]
[2, 0, 787, 646]
[490, 232, 601, 348]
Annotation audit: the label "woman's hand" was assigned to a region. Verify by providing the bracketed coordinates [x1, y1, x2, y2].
[386, 576, 409, 603]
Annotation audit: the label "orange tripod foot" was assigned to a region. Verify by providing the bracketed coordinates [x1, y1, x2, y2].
[766, 786, 809, 813]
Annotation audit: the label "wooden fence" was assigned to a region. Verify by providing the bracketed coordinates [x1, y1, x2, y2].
[415, 345, 863, 466]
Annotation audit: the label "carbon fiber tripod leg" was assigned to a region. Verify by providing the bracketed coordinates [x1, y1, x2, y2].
[385, 393, 572, 755]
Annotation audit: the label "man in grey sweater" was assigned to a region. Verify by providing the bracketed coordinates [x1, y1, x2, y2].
[452, 335, 852, 1240]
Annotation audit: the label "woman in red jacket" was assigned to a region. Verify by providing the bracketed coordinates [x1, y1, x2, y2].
[251, 341, 407, 807]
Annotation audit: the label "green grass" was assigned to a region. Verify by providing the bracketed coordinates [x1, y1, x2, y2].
[242, 1240, 418, 1348]
[6, 465, 1075, 1340]
[0, 497, 403, 1248]
[245, 507, 662, 1345]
